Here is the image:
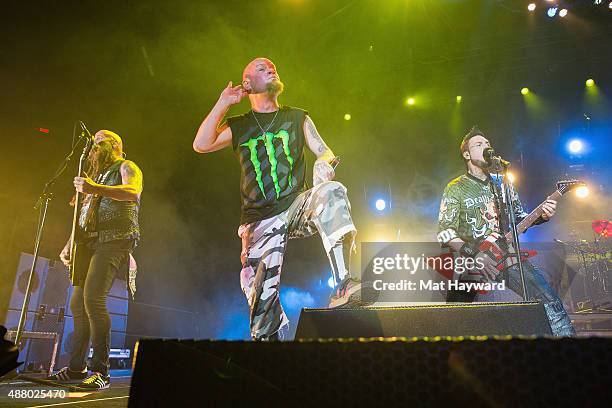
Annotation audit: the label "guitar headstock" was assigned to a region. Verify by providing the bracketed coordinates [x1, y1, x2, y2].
[556, 179, 586, 195]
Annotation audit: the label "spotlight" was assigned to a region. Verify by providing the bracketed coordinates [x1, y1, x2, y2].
[375, 199, 387, 211]
[521, 87, 530, 95]
[609, 1, 612, 9]
[528, 3, 536, 11]
[344, 113, 351, 121]
[547, 7, 558, 17]
[327, 276, 336, 289]
[406, 97, 415, 106]
[568, 139, 584, 154]
[507, 172, 516, 184]
[456, 95, 462, 102]
[586, 78, 595, 87]
[559, 8, 568, 17]
[575, 186, 589, 198]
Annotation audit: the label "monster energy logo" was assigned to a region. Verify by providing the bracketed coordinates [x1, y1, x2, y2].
[241, 130, 294, 199]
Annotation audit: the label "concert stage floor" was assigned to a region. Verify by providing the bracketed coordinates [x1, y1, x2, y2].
[0, 370, 131, 408]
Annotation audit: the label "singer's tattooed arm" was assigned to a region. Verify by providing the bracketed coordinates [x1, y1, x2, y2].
[304, 115, 335, 161]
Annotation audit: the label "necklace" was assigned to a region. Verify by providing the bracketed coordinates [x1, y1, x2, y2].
[251, 108, 280, 135]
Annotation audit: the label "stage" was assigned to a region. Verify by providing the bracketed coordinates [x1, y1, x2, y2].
[0, 370, 131, 408]
[1, 1, 611, 406]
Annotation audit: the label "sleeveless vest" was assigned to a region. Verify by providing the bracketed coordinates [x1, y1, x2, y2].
[79, 159, 140, 244]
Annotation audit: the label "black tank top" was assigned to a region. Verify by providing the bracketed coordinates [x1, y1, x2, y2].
[227, 106, 308, 224]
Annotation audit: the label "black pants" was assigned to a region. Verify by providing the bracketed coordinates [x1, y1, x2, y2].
[69, 240, 131, 376]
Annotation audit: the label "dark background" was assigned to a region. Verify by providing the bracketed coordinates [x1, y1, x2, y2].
[1, 0, 611, 341]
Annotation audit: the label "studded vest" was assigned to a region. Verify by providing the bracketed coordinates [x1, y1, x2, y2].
[79, 159, 140, 244]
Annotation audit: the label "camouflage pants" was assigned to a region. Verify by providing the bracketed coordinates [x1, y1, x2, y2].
[238, 181, 356, 340]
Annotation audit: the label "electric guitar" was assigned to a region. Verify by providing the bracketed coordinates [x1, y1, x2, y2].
[432, 180, 585, 286]
[68, 159, 125, 284]
[68, 193, 100, 284]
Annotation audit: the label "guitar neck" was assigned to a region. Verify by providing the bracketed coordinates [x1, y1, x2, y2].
[504, 190, 562, 241]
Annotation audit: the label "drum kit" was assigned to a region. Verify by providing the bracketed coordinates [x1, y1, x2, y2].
[562, 220, 612, 312]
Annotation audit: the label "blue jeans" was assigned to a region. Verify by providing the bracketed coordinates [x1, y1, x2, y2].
[447, 261, 575, 337]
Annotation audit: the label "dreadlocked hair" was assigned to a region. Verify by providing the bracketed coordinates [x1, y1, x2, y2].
[85, 140, 117, 180]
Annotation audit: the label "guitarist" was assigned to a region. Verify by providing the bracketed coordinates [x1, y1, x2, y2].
[437, 126, 575, 336]
[50, 130, 143, 389]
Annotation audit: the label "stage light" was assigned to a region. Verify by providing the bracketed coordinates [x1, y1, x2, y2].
[568, 139, 584, 154]
[586, 78, 595, 87]
[575, 186, 589, 198]
[375, 199, 387, 211]
[521, 87, 530, 95]
[456, 95, 462, 102]
[327, 276, 336, 289]
[344, 113, 351, 121]
[528, 3, 536, 11]
[507, 172, 516, 184]
[547, 7, 558, 17]
[609, 1, 612, 9]
[559, 8, 568, 17]
[406, 97, 415, 106]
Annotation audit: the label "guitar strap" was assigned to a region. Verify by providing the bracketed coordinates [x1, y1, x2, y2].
[78, 160, 125, 235]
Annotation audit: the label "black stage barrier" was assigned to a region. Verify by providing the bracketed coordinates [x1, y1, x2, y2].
[295, 302, 552, 339]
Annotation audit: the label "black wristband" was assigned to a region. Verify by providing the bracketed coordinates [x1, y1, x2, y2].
[459, 242, 479, 258]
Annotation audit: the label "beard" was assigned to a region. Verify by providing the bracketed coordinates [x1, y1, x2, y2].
[470, 158, 489, 169]
[86, 141, 116, 178]
[266, 79, 284, 96]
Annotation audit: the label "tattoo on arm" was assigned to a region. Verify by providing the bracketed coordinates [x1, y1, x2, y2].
[121, 161, 144, 193]
[305, 117, 329, 154]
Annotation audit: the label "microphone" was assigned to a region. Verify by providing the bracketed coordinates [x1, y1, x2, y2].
[483, 147, 510, 168]
[79, 121, 94, 143]
[330, 156, 340, 170]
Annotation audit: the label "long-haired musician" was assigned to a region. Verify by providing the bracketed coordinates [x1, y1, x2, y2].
[49, 129, 143, 389]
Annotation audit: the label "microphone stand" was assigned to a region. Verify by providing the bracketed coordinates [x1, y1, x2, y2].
[500, 162, 529, 300]
[554, 238, 592, 311]
[14, 122, 92, 347]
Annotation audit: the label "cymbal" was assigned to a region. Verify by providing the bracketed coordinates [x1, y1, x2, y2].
[592, 220, 612, 237]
